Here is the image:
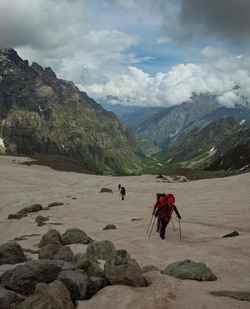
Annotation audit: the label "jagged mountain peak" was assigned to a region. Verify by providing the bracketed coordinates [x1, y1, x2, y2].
[0, 48, 159, 175]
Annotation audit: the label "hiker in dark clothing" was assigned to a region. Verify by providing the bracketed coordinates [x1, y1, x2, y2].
[120, 187, 126, 200]
[152, 193, 166, 232]
[156, 194, 181, 240]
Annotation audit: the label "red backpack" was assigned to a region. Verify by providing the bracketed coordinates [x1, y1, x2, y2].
[121, 187, 125, 194]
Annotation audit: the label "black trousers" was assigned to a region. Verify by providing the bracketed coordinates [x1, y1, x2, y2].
[160, 217, 170, 239]
[156, 217, 161, 231]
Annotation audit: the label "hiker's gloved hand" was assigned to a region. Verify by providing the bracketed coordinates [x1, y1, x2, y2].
[152, 212, 155, 215]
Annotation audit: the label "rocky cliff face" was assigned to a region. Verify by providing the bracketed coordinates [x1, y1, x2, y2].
[207, 142, 250, 172]
[0, 49, 159, 174]
[154, 117, 250, 169]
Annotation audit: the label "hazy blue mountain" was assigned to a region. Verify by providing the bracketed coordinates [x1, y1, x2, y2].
[100, 94, 250, 149]
[100, 93, 221, 148]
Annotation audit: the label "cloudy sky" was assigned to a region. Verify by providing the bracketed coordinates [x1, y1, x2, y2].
[1, 0, 250, 107]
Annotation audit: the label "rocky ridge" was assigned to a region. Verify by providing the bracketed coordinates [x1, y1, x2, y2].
[0, 48, 159, 175]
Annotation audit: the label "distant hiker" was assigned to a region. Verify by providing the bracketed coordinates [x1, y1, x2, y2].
[155, 194, 181, 240]
[152, 193, 166, 232]
[118, 184, 121, 191]
[120, 186, 126, 200]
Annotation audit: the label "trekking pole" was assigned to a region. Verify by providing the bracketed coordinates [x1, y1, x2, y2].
[146, 215, 153, 233]
[148, 216, 156, 239]
[179, 219, 182, 242]
[171, 218, 176, 231]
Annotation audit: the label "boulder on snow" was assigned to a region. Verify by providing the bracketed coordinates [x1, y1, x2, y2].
[162, 259, 217, 281]
[100, 188, 113, 193]
[104, 249, 146, 287]
[61, 228, 93, 245]
[222, 231, 239, 238]
[8, 204, 43, 220]
[38, 244, 75, 262]
[38, 229, 62, 248]
[0, 242, 27, 265]
[17, 281, 75, 309]
[209, 291, 250, 302]
[103, 224, 116, 230]
[86, 240, 116, 260]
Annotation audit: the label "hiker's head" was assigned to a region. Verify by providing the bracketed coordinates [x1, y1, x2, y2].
[168, 198, 174, 205]
[159, 197, 165, 205]
[157, 193, 166, 202]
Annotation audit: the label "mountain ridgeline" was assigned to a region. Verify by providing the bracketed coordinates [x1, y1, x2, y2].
[101, 94, 250, 149]
[0, 48, 160, 175]
[1, 48, 250, 175]
[100, 94, 250, 172]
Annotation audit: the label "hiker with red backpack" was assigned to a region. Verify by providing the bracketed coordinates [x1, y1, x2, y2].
[120, 186, 126, 200]
[155, 194, 181, 240]
[152, 193, 166, 232]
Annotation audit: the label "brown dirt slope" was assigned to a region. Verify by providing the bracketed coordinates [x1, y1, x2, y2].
[21, 154, 94, 174]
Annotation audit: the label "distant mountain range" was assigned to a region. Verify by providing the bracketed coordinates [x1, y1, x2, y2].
[100, 92, 250, 173]
[99, 94, 250, 149]
[1, 48, 249, 175]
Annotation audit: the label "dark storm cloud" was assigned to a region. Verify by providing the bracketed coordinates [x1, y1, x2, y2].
[0, 0, 86, 51]
[162, 0, 250, 50]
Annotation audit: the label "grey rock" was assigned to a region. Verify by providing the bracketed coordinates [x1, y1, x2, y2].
[47, 202, 64, 207]
[1, 269, 15, 287]
[0, 286, 25, 309]
[35, 215, 49, 226]
[210, 291, 250, 302]
[39, 244, 75, 262]
[87, 276, 109, 299]
[38, 229, 62, 248]
[222, 231, 240, 238]
[103, 224, 116, 230]
[104, 249, 146, 287]
[142, 264, 162, 273]
[162, 259, 217, 281]
[100, 188, 113, 193]
[74, 253, 106, 278]
[17, 281, 75, 309]
[57, 269, 88, 302]
[61, 228, 93, 245]
[8, 204, 43, 220]
[35, 215, 49, 223]
[86, 240, 116, 260]
[0, 242, 27, 265]
[2, 259, 77, 295]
